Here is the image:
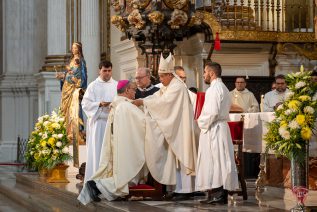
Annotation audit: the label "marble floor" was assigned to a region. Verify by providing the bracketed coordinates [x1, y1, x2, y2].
[0, 165, 316, 212]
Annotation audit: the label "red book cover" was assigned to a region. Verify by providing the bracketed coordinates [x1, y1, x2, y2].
[194, 92, 205, 120]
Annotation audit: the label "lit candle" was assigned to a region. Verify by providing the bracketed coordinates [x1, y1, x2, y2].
[260, 94, 264, 112]
[195, 67, 199, 89]
[300, 65, 304, 72]
[245, 70, 249, 79]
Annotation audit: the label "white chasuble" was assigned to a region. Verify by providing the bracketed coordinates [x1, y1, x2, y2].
[78, 96, 147, 204]
[196, 78, 239, 191]
[143, 77, 197, 192]
[81, 77, 117, 181]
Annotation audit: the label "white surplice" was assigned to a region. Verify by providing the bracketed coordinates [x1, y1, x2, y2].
[196, 78, 239, 191]
[81, 77, 117, 181]
[263, 89, 289, 112]
[78, 96, 147, 205]
[143, 77, 197, 193]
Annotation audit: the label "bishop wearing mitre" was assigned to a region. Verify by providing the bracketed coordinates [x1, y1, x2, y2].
[133, 53, 197, 199]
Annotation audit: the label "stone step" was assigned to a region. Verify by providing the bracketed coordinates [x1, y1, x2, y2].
[0, 173, 128, 212]
[5, 173, 166, 212]
[0, 179, 90, 212]
[0, 192, 30, 212]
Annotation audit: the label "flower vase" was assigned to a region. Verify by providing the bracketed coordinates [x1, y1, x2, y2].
[290, 144, 309, 212]
[46, 164, 70, 183]
[38, 167, 50, 179]
[38, 167, 50, 181]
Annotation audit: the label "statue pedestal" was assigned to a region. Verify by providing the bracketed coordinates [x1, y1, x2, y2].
[35, 72, 61, 115]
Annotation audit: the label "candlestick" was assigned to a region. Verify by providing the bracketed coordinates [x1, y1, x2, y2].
[300, 64, 304, 72]
[260, 94, 264, 112]
[194, 67, 199, 90]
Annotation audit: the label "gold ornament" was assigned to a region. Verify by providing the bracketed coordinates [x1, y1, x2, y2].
[163, 0, 188, 10]
[128, 9, 145, 30]
[130, 0, 151, 9]
[188, 12, 204, 26]
[148, 11, 165, 25]
[111, 15, 128, 32]
[111, 0, 124, 13]
[168, 9, 188, 29]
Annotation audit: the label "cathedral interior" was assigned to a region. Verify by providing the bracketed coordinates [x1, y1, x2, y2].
[0, 0, 317, 211]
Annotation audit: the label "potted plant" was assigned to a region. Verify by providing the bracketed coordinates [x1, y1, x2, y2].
[26, 110, 72, 182]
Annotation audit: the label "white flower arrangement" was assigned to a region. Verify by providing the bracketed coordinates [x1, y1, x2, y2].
[26, 109, 72, 169]
[264, 66, 317, 161]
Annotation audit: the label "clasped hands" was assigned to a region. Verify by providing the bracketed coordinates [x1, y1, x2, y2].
[132, 99, 143, 107]
[99, 102, 110, 107]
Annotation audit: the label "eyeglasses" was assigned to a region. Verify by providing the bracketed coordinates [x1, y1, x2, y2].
[135, 75, 147, 80]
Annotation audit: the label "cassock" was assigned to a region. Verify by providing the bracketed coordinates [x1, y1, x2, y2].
[143, 77, 197, 193]
[196, 78, 239, 191]
[230, 88, 259, 112]
[78, 96, 147, 204]
[135, 84, 159, 99]
[81, 77, 117, 181]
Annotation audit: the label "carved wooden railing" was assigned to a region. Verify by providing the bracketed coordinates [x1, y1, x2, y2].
[198, 0, 317, 60]
[217, 0, 315, 32]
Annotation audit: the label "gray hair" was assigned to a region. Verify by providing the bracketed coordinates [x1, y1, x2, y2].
[137, 67, 151, 76]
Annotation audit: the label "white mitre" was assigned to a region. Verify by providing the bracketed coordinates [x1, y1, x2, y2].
[158, 53, 175, 74]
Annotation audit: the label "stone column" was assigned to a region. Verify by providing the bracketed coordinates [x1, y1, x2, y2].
[81, 0, 100, 83]
[0, 0, 46, 162]
[174, 34, 208, 91]
[39, 0, 68, 116]
[47, 0, 67, 55]
[112, 39, 140, 80]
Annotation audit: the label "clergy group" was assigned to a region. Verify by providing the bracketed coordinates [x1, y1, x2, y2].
[77, 53, 239, 205]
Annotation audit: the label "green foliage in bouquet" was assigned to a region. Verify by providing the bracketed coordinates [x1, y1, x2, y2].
[264, 66, 317, 162]
[26, 110, 72, 169]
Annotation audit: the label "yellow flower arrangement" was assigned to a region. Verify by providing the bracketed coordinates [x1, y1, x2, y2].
[264, 66, 317, 161]
[26, 110, 72, 169]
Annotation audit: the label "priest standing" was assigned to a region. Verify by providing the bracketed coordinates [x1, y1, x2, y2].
[196, 61, 239, 204]
[81, 61, 117, 181]
[133, 53, 197, 200]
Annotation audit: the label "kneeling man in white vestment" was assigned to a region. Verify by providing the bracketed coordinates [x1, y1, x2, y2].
[133, 53, 197, 201]
[196, 61, 239, 204]
[78, 80, 148, 204]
